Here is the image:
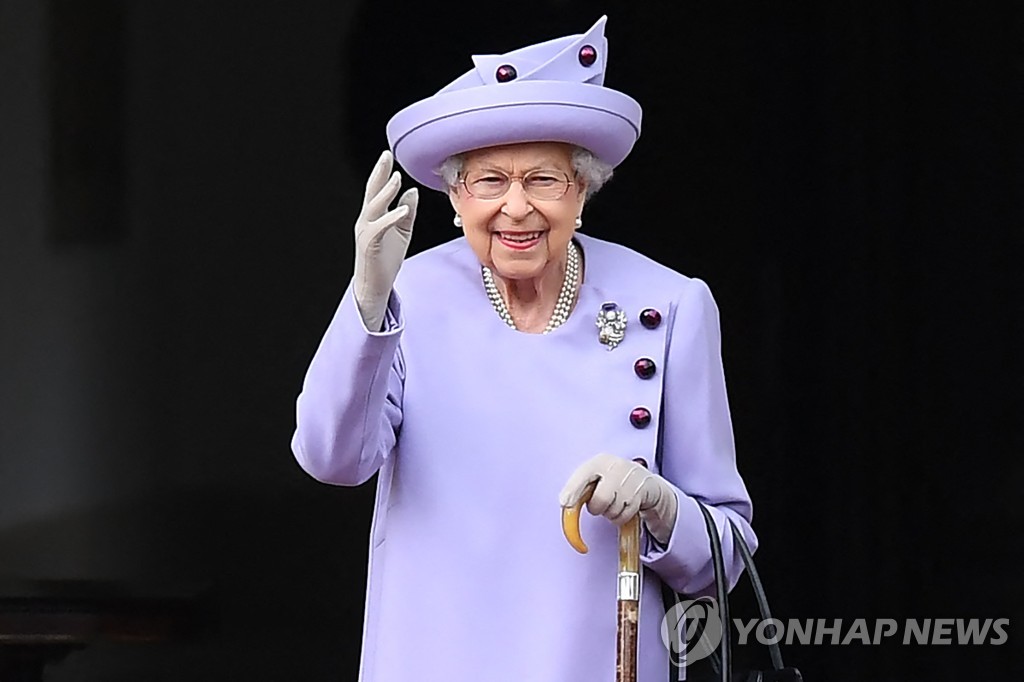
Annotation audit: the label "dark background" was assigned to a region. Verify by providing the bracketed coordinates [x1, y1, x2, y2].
[1, 1, 1021, 680]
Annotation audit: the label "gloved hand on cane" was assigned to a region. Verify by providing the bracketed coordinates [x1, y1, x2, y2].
[353, 150, 419, 331]
[560, 453, 679, 546]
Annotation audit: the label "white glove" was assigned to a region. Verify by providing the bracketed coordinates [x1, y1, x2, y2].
[559, 453, 679, 545]
[352, 150, 418, 331]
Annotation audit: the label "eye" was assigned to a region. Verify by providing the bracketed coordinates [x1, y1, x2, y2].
[525, 173, 562, 187]
[469, 172, 507, 186]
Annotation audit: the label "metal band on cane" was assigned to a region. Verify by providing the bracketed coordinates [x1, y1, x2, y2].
[617, 571, 640, 601]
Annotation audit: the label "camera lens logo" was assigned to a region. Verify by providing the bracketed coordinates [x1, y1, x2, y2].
[660, 597, 723, 666]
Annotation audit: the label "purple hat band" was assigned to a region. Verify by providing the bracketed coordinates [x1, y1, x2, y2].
[386, 16, 642, 191]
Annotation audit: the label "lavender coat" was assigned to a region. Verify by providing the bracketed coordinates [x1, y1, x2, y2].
[291, 232, 756, 682]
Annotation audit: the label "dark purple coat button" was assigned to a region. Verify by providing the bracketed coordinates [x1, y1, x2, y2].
[629, 407, 652, 429]
[639, 308, 662, 329]
[634, 358, 656, 379]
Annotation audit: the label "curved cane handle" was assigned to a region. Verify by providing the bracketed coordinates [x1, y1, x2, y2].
[562, 480, 599, 554]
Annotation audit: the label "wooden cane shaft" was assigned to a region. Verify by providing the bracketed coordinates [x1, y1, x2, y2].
[616, 514, 641, 682]
[616, 600, 640, 682]
[618, 513, 641, 572]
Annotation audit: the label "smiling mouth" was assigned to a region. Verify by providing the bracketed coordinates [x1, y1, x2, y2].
[494, 231, 544, 251]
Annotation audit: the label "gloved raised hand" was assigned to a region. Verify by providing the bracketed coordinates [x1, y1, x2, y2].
[353, 150, 418, 331]
[559, 453, 679, 545]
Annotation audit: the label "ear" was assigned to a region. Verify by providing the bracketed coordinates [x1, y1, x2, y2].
[448, 186, 463, 215]
[574, 181, 588, 214]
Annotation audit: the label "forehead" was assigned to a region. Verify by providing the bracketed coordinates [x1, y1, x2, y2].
[462, 142, 574, 170]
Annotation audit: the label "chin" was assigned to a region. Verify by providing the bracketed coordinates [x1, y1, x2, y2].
[491, 259, 545, 281]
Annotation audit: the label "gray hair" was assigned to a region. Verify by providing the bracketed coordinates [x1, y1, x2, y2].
[437, 145, 614, 201]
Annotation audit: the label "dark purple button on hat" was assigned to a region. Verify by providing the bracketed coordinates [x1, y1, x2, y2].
[495, 64, 518, 82]
[629, 407, 652, 429]
[578, 45, 598, 67]
[639, 308, 662, 329]
[634, 358, 656, 379]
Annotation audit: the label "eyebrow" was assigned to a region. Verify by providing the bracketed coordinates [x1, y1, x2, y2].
[469, 163, 569, 173]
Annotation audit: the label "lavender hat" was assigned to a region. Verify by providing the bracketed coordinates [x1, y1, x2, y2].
[386, 16, 642, 191]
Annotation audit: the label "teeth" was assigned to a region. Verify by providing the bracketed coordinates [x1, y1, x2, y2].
[501, 232, 541, 242]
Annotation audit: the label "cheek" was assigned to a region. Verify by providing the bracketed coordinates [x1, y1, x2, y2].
[543, 205, 580, 236]
[461, 213, 496, 266]
[460, 202, 499, 230]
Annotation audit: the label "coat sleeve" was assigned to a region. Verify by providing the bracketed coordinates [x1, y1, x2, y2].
[640, 278, 758, 597]
[290, 282, 405, 486]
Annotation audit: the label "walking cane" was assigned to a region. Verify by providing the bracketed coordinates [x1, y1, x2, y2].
[562, 480, 641, 682]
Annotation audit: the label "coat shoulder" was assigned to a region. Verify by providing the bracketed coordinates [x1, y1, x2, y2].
[394, 237, 478, 300]
[401, 236, 475, 275]
[577, 234, 712, 303]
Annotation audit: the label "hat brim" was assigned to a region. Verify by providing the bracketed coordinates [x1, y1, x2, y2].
[386, 81, 642, 191]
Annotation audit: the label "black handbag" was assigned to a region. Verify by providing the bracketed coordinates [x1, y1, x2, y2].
[659, 500, 804, 682]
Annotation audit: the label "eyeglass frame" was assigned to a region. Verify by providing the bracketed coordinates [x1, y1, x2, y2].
[458, 168, 578, 201]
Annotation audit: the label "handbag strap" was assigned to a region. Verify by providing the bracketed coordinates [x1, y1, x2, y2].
[727, 517, 785, 671]
[691, 501, 788, 679]
[695, 499, 731, 682]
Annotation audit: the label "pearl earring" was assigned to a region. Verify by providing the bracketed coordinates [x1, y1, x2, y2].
[574, 217, 583, 229]
[454, 215, 463, 228]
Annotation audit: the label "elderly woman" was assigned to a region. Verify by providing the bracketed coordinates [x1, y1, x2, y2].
[291, 16, 756, 682]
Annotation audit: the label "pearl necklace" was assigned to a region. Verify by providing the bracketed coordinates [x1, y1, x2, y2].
[482, 240, 581, 334]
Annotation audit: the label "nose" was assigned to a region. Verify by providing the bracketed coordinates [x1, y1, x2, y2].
[500, 180, 534, 220]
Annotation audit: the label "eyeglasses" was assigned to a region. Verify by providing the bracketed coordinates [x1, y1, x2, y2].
[460, 168, 575, 201]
